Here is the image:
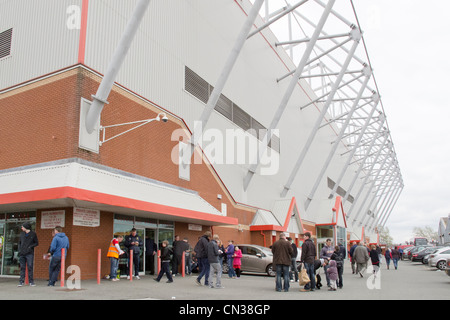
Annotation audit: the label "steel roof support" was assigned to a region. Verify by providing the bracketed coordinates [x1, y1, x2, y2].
[85, 0, 152, 133]
[368, 175, 401, 231]
[375, 181, 403, 229]
[184, 0, 265, 167]
[351, 150, 395, 226]
[344, 127, 389, 214]
[304, 65, 372, 210]
[281, 26, 362, 198]
[360, 163, 399, 227]
[243, 0, 336, 191]
[380, 185, 404, 228]
[328, 97, 381, 199]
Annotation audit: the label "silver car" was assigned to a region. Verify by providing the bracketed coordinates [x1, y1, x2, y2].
[428, 247, 450, 270]
[223, 244, 298, 277]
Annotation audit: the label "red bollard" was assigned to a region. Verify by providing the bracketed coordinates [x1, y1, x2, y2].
[61, 248, 65, 287]
[97, 249, 101, 284]
[157, 250, 161, 274]
[129, 249, 133, 281]
[181, 252, 185, 277]
[25, 264, 29, 285]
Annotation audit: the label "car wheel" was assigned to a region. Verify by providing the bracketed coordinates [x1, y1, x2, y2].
[266, 264, 276, 277]
[222, 263, 229, 274]
[437, 260, 446, 270]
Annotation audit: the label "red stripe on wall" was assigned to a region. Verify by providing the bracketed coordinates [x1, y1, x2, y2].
[78, 0, 89, 64]
[0, 187, 238, 225]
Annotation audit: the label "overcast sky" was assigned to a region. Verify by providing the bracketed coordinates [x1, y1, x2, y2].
[351, 0, 450, 243]
[266, 0, 450, 244]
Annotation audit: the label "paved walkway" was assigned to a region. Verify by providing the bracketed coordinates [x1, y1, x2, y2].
[0, 259, 448, 300]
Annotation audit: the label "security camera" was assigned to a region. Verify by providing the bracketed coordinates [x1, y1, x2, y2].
[161, 115, 168, 123]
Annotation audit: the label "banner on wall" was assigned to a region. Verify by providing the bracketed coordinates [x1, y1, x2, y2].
[41, 210, 65, 229]
[73, 207, 100, 227]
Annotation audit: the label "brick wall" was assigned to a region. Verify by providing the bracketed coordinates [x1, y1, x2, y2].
[34, 207, 113, 280]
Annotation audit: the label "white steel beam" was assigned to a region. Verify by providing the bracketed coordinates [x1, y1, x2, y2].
[281, 26, 362, 198]
[243, 0, 336, 191]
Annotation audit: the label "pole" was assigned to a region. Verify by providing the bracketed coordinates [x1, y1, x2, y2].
[61, 248, 65, 288]
[97, 249, 101, 284]
[181, 251, 186, 278]
[85, 0, 152, 133]
[129, 249, 133, 281]
[157, 250, 161, 274]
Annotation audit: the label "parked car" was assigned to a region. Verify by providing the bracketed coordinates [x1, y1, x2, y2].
[428, 247, 450, 270]
[446, 258, 450, 277]
[422, 248, 439, 264]
[401, 246, 414, 260]
[411, 247, 437, 263]
[222, 244, 297, 277]
[406, 246, 431, 260]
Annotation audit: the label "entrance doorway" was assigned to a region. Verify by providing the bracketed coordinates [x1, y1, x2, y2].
[113, 214, 174, 277]
[0, 212, 36, 276]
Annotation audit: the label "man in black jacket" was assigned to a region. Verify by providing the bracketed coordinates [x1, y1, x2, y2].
[287, 237, 299, 282]
[194, 231, 211, 286]
[124, 228, 143, 279]
[18, 222, 39, 287]
[300, 232, 316, 292]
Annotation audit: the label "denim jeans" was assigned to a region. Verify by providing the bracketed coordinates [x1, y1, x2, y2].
[49, 256, 62, 286]
[392, 258, 399, 269]
[197, 257, 210, 285]
[227, 257, 236, 277]
[109, 257, 119, 279]
[156, 261, 173, 281]
[275, 264, 290, 292]
[19, 254, 34, 284]
[290, 257, 298, 281]
[304, 262, 316, 290]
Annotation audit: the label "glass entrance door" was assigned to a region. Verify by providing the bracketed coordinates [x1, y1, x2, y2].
[0, 221, 4, 275]
[3, 221, 26, 275]
[144, 228, 156, 275]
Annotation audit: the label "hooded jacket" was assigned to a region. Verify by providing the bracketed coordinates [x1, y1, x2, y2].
[18, 230, 39, 256]
[327, 260, 338, 280]
[50, 232, 70, 258]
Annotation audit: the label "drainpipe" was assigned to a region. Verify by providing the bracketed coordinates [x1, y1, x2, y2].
[260, 230, 267, 247]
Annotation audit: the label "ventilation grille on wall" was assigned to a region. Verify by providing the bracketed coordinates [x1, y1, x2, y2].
[327, 177, 355, 203]
[0, 28, 13, 60]
[185, 66, 280, 153]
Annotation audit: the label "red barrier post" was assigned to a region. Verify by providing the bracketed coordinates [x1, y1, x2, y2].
[25, 263, 29, 285]
[97, 249, 101, 284]
[181, 251, 185, 277]
[129, 249, 133, 281]
[60, 248, 65, 287]
[157, 250, 161, 274]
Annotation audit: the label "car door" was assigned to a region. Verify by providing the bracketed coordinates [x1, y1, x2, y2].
[244, 246, 265, 273]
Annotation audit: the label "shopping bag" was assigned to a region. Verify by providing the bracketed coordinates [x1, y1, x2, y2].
[298, 269, 310, 286]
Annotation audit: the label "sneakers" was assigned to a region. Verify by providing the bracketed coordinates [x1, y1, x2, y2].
[195, 279, 202, 286]
[17, 282, 24, 287]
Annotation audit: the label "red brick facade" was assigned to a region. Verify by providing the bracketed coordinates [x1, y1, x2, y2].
[1, 66, 266, 279]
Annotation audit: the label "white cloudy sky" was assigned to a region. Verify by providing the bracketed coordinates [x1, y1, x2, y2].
[350, 0, 450, 243]
[265, 0, 450, 243]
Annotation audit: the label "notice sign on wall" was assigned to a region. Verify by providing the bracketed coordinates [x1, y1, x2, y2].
[73, 207, 100, 227]
[41, 210, 65, 229]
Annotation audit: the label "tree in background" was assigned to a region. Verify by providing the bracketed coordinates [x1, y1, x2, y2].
[378, 226, 393, 246]
[413, 226, 438, 242]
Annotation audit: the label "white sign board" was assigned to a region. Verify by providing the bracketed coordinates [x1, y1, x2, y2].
[41, 210, 65, 229]
[73, 207, 100, 227]
[188, 224, 202, 231]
